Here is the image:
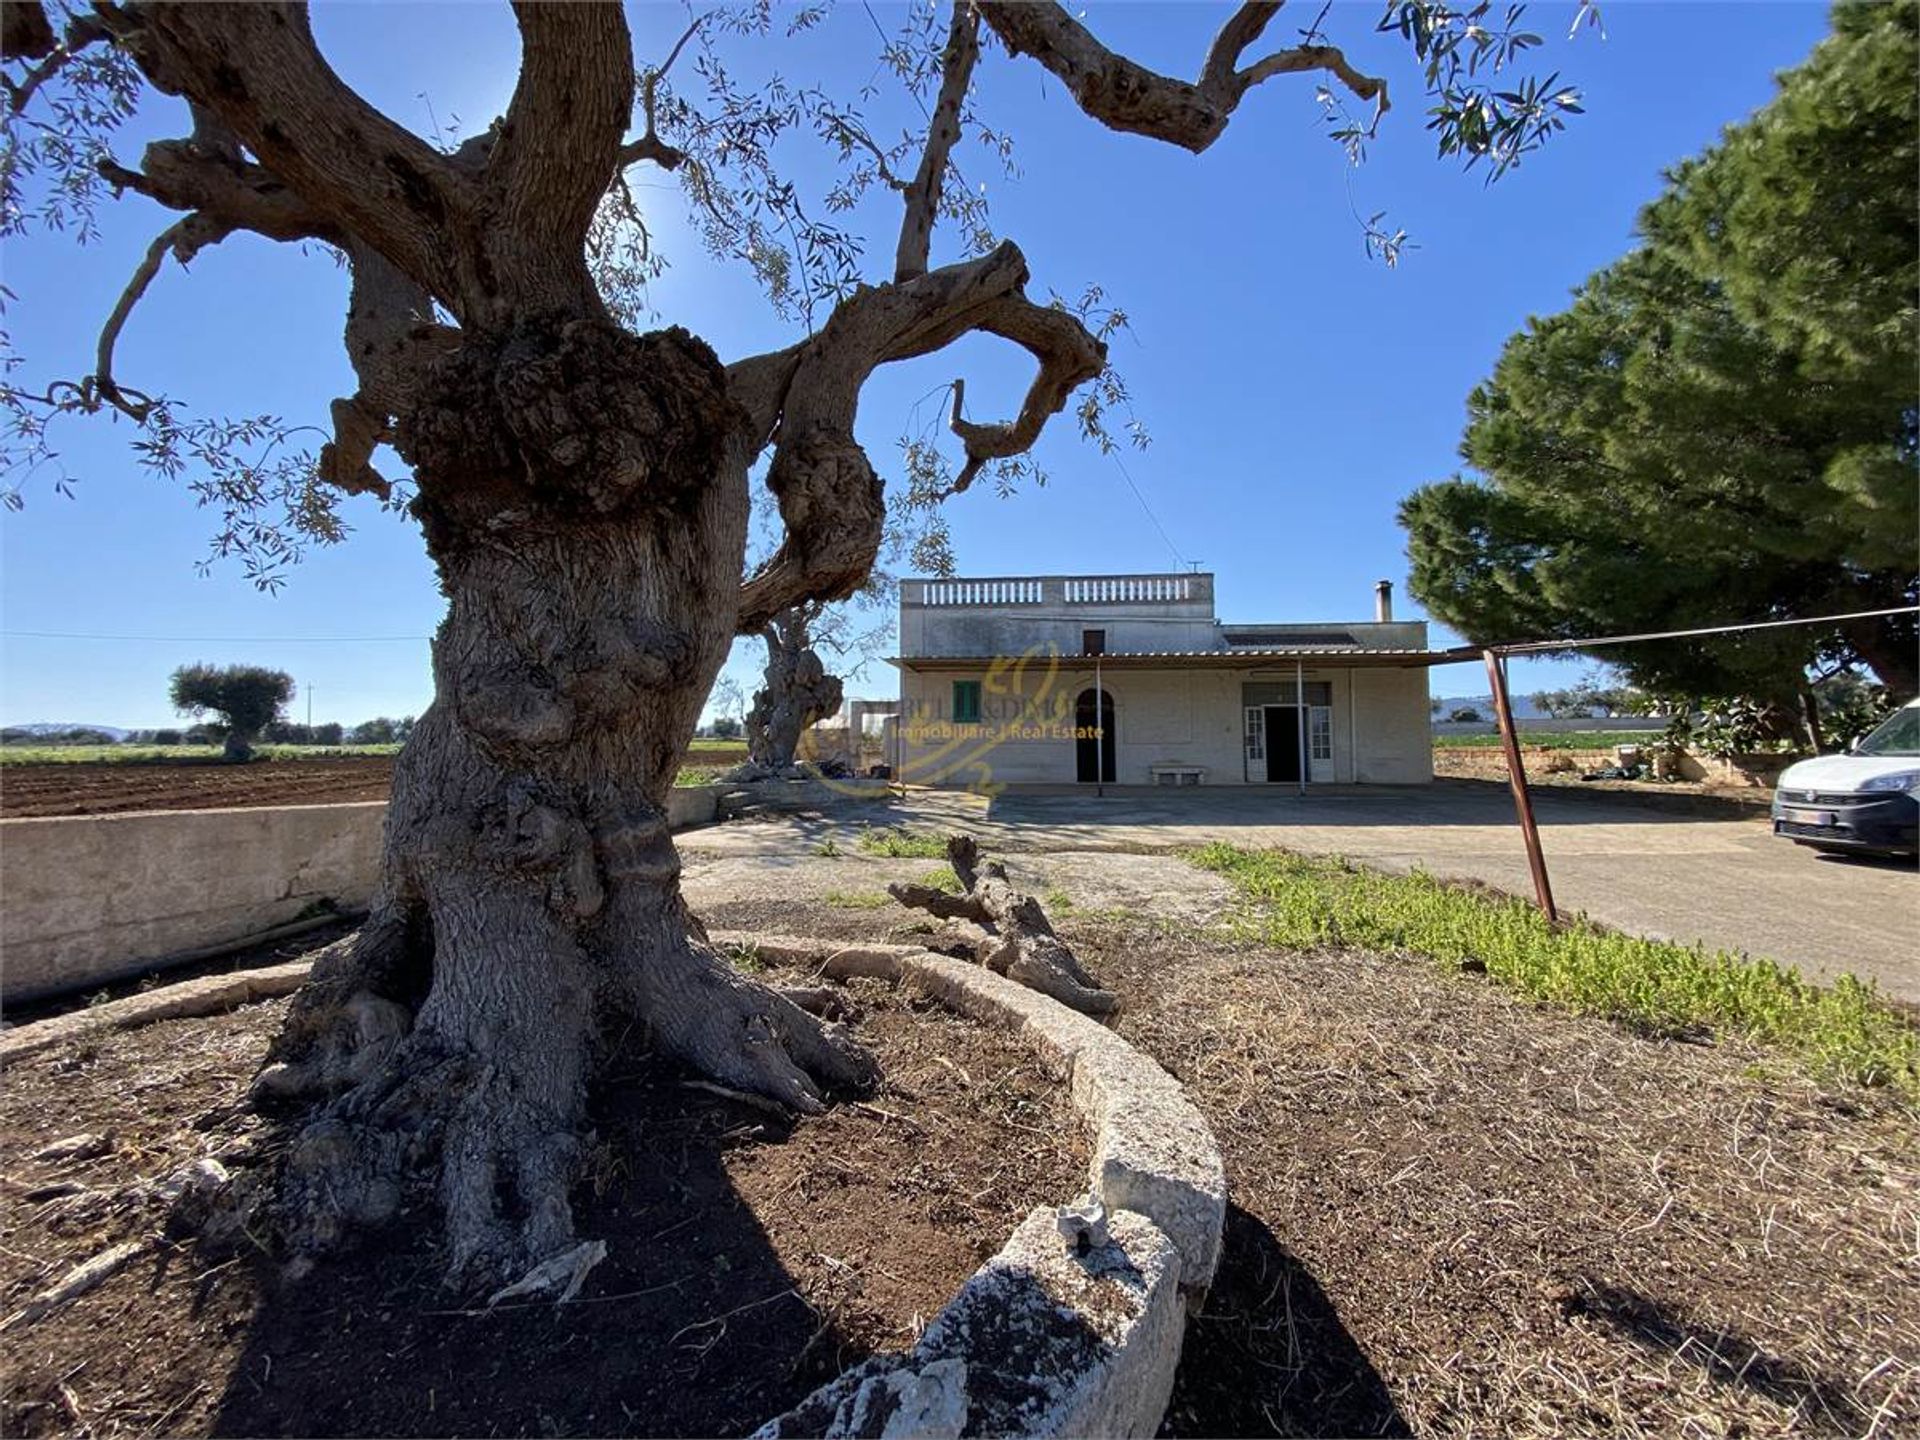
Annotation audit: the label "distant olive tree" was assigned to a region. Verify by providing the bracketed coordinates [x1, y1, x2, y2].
[1530, 674, 1636, 718]
[348, 716, 416, 745]
[168, 663, 294, 761]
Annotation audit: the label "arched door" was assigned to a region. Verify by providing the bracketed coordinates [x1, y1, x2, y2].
[1075, 688, 1116, 783]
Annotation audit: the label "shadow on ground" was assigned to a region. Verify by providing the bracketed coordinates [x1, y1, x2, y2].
[982, 782, 1745, 832]
[1163, 1204, 1410, 1438]
[209, 1065, 851, 1439]
[1561, 1281, 1869, 1435]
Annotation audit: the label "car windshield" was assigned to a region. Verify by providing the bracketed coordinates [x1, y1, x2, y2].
[1855, 704, 1920, 758]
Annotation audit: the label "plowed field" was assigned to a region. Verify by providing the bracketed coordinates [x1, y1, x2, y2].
[0, 757, 394, 818]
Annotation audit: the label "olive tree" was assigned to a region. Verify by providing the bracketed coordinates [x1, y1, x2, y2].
[744, 602, 845, 772]
[3, 0, 1588, 1286]
[168, 661, 294, 760]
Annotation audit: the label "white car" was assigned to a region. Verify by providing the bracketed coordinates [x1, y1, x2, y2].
[1772, 697, 1920, 858]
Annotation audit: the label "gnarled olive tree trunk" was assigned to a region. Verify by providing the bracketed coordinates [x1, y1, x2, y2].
[251, 321, 872, 1283]
[745, 604, 844, 771]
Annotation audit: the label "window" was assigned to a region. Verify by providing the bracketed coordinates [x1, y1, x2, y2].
[952, 680, 982, 724]
[1309, 706, 1333, 762]
[1082, 628, 1106, 656]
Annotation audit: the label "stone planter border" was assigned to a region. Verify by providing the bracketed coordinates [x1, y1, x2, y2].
[727, 932, 1227, 1439]
[4, 928, 1228, 1440]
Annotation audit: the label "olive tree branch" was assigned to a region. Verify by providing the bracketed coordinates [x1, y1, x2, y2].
[976, 0, 1388, 154]
[88, 212, 232, 422]
[944, 295, 1104, 494]
[618, 14, 705, 171]
[489, 1, 635, 272]
[895, 1, 980, 281]
[731, 238, 1104, 631]
[2, 7, 108, 115]
[105, 2, 474, 305]
[318, 243, 457, 499]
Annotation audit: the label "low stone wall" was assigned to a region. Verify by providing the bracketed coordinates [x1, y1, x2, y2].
[1, 786, 729, 1004]
[1433, 747, 1612, 782]
[1433, 745, 1792, 789]
[2, 802, 384, 1004]
[738, 935, 1227, 1440]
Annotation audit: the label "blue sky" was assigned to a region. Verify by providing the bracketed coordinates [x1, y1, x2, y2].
[1, 1, 1834, 728]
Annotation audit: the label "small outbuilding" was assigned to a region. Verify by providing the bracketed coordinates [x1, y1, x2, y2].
[890, 572, 1445, 788]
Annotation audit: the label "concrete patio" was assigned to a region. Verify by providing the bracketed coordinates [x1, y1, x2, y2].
[681, 779, 1919, 1004]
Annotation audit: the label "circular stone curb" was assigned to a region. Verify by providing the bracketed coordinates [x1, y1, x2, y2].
[718, 932, 1229, 1440]
[6, 932, 1229, 1439]
[0, 958, 316, 1062]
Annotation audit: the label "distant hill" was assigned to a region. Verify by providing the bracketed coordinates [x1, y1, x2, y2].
[2, 722, 133, 740]
[1432, 693, 1546, 721]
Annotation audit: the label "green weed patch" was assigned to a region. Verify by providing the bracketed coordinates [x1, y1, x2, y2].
[1432, 730, 1667, 751]
[856, 827, 947, 859]
[823, 890, 889, 909]
[1189, 843, 1919, 1100]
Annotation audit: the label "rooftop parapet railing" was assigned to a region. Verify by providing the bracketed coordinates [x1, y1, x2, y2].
[1061, 574, 1202, 605]
[914, 578, 1046, 607]
[905, 573, 1213, 608]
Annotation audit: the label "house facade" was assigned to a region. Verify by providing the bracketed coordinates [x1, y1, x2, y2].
[891, 571, 1440, 788]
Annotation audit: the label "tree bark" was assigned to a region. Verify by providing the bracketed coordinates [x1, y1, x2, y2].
[1843, 613, 1919, 698]
[252, 319, 873, 1285]
[745, 606, 844, 771]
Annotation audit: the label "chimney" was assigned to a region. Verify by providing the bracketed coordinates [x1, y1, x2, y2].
[1374, 580, 1394, 623]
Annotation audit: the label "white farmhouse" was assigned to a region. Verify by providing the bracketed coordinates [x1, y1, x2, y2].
[890, 571, 1441, 788]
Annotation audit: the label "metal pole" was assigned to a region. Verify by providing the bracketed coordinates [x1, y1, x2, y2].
[1295, 657, 1307, 797]
[1484, 648, 1557, 923]
[1095, 652, 1105, 798]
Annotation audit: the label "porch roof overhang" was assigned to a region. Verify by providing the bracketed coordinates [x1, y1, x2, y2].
[890, 646, 1463, 672]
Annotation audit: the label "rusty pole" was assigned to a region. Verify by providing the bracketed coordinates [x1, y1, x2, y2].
[1484, 647, 1557, 924]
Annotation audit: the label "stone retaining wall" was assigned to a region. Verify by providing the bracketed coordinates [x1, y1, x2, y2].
[1432, 747, 1612, 782]
[1, 786, 728, 1003]
[1433, 745, 1791, 788]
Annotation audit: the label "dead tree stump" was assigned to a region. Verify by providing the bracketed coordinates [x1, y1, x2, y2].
[888, 835, 1117, 1016]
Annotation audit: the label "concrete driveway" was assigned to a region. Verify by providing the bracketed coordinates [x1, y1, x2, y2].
[684, 780, 1918, 1004]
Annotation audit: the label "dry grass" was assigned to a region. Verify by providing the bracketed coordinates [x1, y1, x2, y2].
[1081, 915, 1920, 1438]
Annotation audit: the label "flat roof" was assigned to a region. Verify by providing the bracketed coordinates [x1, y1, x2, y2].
[892, 647, 1458, 671]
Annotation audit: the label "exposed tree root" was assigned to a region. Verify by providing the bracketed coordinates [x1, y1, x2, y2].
[245, 905, 875, 1290]
[888, 835, 1118, 1016]
[0, 1239, 154, 1334]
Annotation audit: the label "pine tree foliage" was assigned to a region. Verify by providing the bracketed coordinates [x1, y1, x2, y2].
[1402, 1, 1918, 699]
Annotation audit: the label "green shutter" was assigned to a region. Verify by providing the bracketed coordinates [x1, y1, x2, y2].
[952, 681, 981, 724]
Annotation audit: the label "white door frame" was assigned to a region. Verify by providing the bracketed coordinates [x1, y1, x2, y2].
[1243, 705, 1267, 783]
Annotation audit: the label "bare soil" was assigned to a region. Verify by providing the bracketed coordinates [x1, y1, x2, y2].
[1432, 753, 1773, 814]
[0, 971, 1086, 1438]
[1075, 916, 1920, 1439]
[0, 758, 394, 818]
[673, 854, 1920, 1436]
